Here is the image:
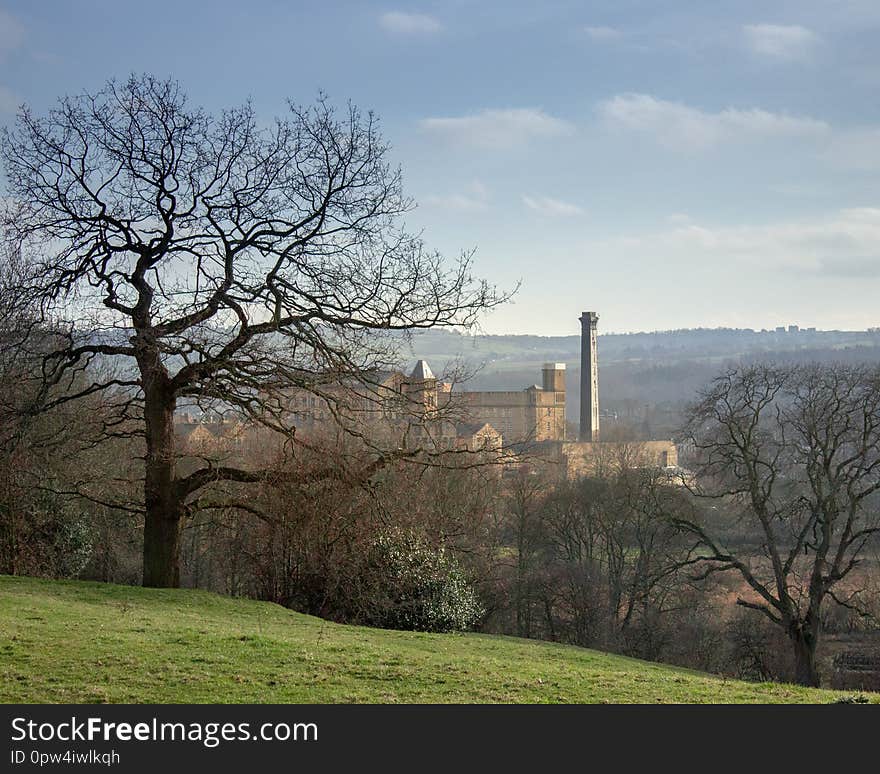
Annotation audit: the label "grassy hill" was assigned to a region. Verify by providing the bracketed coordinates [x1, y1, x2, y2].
[0, 575, 873, 704]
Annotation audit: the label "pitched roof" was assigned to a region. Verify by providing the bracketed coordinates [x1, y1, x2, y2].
[174, 419, 243, 440]
[409, 359, 435, 381]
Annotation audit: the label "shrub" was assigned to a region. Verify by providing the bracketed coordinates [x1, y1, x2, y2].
[0, 491, 94, 579]
[360, 527, 484, 633]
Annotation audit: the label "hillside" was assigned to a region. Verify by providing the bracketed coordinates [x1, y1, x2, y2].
[0, 576, 872, 704]
[406, 327, 880, 366]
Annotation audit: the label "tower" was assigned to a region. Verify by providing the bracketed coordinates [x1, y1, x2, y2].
[540, 362, 566, 441]
[542, 362, 566, 393]
[579, 312, 599, 442]
[406, 359, 438, 413]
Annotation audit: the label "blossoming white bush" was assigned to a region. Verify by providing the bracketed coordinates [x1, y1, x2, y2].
[361, 527, 484, 633]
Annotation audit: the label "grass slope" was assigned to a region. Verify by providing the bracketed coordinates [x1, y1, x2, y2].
[0, 575, 873, 704]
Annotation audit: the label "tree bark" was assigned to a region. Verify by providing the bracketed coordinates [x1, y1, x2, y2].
[141, 365, 181, 588]
[790, 624, 820, 687]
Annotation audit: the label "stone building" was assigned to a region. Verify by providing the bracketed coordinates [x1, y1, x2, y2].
[263, 358, 569, 449]
[177, 309, 680, 479]
[559, 439, 678, 479]
[174, 414, 246, 453]
[259, 360, 504, 452]
[456, 362, 567, 444]
[455, 422, 504, 453]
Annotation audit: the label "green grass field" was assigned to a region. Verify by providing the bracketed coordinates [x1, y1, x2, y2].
[0, 575, 874, 704]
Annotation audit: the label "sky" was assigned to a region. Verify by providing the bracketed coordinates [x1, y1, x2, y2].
[2, 1, 880, 335]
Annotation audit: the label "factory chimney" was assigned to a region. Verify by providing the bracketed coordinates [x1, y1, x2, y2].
[579, 311, 599, 442]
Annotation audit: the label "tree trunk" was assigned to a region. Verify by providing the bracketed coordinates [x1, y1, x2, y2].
[790, 625, 820, 687]
[141, 375, 181, 588]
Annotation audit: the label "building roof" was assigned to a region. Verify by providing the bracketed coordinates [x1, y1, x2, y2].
[409, 359, 435, 381]
[174, 419, 243, 441]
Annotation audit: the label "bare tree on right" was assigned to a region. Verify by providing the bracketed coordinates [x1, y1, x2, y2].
[678, 363, 880, 686]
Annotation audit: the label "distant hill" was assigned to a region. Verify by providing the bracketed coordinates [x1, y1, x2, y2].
[403, 327, 880, 371]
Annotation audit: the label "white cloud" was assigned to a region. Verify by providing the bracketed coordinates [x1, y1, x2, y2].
[744, 24, 819, 61]
[598, 93, 829, 150]
[379, 11, 443, 35]
[603, 208, 880, 278]
[522, 195, 584, 217]
[419, 108, 574, 149]
[584, 26, 621, 41]
[423, 180, 490, 212]
[0, 9, 24, 57]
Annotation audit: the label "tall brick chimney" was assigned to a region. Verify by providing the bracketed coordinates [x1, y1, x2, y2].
[579, 311, 599, 442]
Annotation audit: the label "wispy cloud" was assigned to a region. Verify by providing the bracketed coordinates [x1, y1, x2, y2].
[583, 26, 621, 41]
[423, 180, 490, 212]
[604, 208, 880, 278]
[599, 93, 829, 150]
[419, 108, 574, 149]
[743, 24, 819, 61]
[379, 11, 443, 35]
[522, 195, 584, 217]
[0, 9, 24, 58]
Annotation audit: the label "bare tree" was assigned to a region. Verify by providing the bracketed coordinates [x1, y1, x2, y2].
[677, 363, 880, 686]
[500, 466, 554, 639]
[541, 459, 695, 655]
[1, 75, 505, 587]
[0, 252, 141, 579]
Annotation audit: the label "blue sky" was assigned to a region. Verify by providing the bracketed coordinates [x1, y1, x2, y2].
[2, 1, 880, 334]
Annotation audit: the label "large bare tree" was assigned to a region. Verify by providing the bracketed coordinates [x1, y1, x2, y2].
[678, 363, 880, 686]
[0, 75, 504, 587]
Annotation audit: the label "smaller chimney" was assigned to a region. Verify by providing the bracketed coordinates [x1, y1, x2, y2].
[542, 362, 566, 393]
